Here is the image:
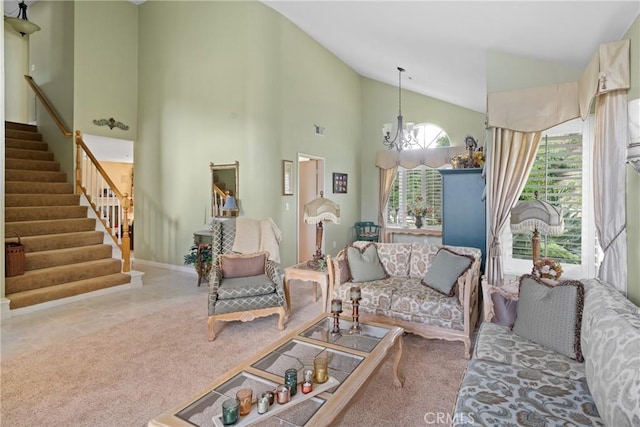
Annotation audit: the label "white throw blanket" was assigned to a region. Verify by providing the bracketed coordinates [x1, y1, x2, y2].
[232, 217, 282, 263]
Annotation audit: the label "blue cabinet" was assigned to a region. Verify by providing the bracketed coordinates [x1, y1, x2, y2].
[439, 168, 486, 271]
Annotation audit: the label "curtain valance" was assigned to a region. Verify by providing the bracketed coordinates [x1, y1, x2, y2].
[486, 82, 580, 132]
[375, 146, 465, 170]
[579, 39, 630, 119]
[486, 39, 630, 132]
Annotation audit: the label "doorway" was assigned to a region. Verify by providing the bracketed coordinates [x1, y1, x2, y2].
[297, 154, 325, 263]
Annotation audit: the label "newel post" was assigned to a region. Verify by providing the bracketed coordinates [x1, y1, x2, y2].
[75, 130, 83, 195]
[121, 194, 131, 272]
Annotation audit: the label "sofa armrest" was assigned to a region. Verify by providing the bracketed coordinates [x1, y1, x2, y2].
[266, 260, 286, 304]
[327, 248, 348, 301]
[461, 257, 481, 343]
[208, 264, 222, 314]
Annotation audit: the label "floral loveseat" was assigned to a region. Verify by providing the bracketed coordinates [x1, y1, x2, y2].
[453, 275, 640, 426]
[327, 241, 482, 358]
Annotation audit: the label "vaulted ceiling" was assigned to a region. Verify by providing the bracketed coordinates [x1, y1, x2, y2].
[263, 1, 639, 112]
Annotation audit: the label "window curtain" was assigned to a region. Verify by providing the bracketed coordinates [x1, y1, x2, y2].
[378, 167, 397, 239]
[486, 129, 541, 286]
[485, 39, 629, 288]
[376, 147, 463, 242]
[485, 82, 576, 286]
[585, 39, 629, 294]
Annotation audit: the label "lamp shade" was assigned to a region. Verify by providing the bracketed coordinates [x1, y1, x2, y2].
[304, 193, 340, 225]
[222, 195, 238, 210]
[510, 199, 564, 236]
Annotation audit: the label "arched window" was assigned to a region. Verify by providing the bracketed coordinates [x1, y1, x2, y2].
[386, 123, 450, 227]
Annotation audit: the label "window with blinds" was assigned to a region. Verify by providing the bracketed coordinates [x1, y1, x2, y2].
[385, 123, 448, 228]
[512, 133, 583, 265]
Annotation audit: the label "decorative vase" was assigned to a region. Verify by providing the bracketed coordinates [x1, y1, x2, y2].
[415, 216, 423, 229]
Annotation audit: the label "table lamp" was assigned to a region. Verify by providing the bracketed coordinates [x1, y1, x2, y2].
[222, 191, 239, 217]
[304, 191, 340, 263]
[510, 193, 564, 272]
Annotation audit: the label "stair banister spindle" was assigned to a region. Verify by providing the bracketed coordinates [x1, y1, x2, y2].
[74, 131, 131, 272]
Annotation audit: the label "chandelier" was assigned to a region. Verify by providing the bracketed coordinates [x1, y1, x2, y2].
[4, 0, 41, 37]
[382, 67, 418, 152]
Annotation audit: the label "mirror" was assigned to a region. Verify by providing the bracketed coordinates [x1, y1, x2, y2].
[210, 161, 239, 217]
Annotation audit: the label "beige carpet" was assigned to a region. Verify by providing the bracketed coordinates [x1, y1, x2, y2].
[0, 289, 468, 427]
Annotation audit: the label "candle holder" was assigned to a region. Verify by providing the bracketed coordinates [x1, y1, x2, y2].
[350, 287, 362, 334]
[330, 298, 343, 335]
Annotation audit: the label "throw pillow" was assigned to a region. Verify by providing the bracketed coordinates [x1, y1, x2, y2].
[513, 274, 584, 361]
[219, 252, 267, 279]
[421, 248, 473, 297]
[491, 293, 518, 328]
[338, 257, 351, 284]
[346, 244, 388, 282]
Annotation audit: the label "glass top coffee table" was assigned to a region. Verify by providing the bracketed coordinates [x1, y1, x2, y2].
[148, 314, 404, 427]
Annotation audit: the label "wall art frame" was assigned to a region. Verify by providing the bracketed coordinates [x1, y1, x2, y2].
[332, 172, 348, 194]
[283, 160, 294, 196]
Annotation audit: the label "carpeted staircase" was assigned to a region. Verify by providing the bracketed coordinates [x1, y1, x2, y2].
[4, 121, 131, 310]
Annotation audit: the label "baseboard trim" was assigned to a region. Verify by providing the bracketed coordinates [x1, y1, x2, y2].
[0, 298, 11, 321]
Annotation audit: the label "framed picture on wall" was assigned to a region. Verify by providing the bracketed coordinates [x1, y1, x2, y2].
[333, 172, 348, 194]
[283, 160, 294, 196]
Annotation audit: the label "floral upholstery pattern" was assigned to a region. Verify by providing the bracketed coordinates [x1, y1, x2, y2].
[373, 243, 412, 277]
[474, 322, 585, 381]
[333, 277, 399, 311]
[408, 243, 439, 278]
[454, 359, 603, 426]
[580, 278, 640, 427]
[334, 278, 464, 331]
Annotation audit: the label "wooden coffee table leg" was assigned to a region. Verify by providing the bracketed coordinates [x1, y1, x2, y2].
[393, 334, 405, 388]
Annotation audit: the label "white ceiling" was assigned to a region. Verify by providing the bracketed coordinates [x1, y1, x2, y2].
[262, 1, 639, 112]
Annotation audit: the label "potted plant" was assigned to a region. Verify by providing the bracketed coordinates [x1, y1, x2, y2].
[184, 244, 213, 280]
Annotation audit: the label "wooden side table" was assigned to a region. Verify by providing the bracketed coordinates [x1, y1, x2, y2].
[284, 262, 330, 314]
[193, 230, 214, 286]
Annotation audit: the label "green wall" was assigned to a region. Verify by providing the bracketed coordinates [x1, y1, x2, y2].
[28, 1, 75, 183]
[74, 1, 138, 141]
[3, 26, 29, 122]
[359, 77, 486, 222]
[135, 1, 361, 267]
[487, 50, 583, 93]
[625, 15, 640, 305]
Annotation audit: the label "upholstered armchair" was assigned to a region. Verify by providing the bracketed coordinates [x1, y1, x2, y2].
[207, 219, 287, 341]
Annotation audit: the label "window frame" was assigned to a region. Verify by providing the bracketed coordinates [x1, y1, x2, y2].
[501, 117, 597, 279]
[385, 123, 449, 228]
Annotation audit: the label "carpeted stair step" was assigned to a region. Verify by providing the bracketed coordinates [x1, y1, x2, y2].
[5, 258, 124, 294]
[5, 194, 81, 207]
[5, 121, 37, 132]
[5, 218, 96, 237]
[6, 158, 60, 171]
[25, 245, 113, 270]
[5, 206, 88, 222]
[5, 147, 54, 161]
[5, 181, 74, 194]
[5, 169, 67, 182]
[5, 231, 106, 252]
[5, 129, 42, 141]
[5, 138, 48, 151]
[6, 273, 131, 310]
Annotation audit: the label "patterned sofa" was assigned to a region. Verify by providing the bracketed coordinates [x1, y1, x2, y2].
[327, 241, 482, 358]
[453, 276, 640, 426]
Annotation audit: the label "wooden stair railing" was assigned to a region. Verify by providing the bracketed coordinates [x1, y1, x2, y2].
[25, 75, 131, 273]
[24, 75, 73, 137]
[212, 184, 227, 217]
[75, 131, 132, 272]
